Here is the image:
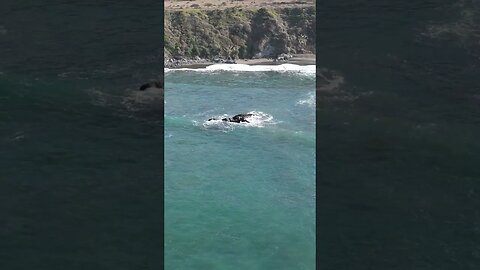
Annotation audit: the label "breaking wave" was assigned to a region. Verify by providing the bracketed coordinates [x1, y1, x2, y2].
[165, 64, 315, 76]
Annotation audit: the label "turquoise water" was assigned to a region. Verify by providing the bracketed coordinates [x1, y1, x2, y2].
[165, 68, 316, 269]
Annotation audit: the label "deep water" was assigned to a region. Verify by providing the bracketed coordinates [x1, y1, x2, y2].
[0, 1, 163, 269]
[317, 0, 480, 269]
[165, 69, 316, 270]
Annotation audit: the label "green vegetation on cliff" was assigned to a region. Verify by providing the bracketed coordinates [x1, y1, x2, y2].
[164, 7, 315, 59]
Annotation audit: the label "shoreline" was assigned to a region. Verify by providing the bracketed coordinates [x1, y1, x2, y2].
[165, 54, 316, 69]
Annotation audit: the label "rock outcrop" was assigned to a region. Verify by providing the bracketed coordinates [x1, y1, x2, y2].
[164, 7, 315, 63]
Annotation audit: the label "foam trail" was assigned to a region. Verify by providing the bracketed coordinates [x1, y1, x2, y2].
[165, 115, 314, 146]
[165, 64, 315, 75]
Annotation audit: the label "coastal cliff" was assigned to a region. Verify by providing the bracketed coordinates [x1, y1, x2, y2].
[164, 7, 315, 64]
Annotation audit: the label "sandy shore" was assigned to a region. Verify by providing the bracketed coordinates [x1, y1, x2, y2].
[167, 54, 316, 69]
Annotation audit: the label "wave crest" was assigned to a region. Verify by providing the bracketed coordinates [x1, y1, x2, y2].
[166, 64, 315, 76]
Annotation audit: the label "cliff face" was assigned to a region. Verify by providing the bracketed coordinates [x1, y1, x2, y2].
[164, 7, 315, 60]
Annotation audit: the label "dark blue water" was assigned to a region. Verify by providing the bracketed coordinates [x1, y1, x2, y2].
[317, 0, 480, 269]
[0, 1, 163, 269]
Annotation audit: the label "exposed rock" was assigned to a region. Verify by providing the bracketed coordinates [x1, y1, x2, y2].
[164, 7, 315, 61]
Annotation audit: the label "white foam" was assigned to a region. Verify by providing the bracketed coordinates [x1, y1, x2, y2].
[165, 64, 315, 75]
[297, 93, 316, 107]
[200, 111, 276, 131]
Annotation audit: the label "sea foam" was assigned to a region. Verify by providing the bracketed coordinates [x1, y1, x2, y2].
[297, 93, 316, 107]
[200, 111, 276, 131]
[165, 64, 315, 76]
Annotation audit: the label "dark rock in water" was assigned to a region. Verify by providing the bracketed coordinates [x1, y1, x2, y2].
[139, 80, 163, 91]
[208, 113, 253, 123]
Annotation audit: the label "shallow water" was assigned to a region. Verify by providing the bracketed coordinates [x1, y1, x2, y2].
[165, 67, 316, 269]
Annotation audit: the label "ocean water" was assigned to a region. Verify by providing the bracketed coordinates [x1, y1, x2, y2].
[0, 1, 163, 269]
[317, 0, 480, 269]
[165, 65, 316, 269]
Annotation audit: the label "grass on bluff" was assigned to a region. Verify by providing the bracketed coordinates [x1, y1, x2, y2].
[165, 6, 315, 59]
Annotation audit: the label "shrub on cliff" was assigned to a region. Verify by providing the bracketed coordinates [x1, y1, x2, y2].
[164, 7, 315, 60]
